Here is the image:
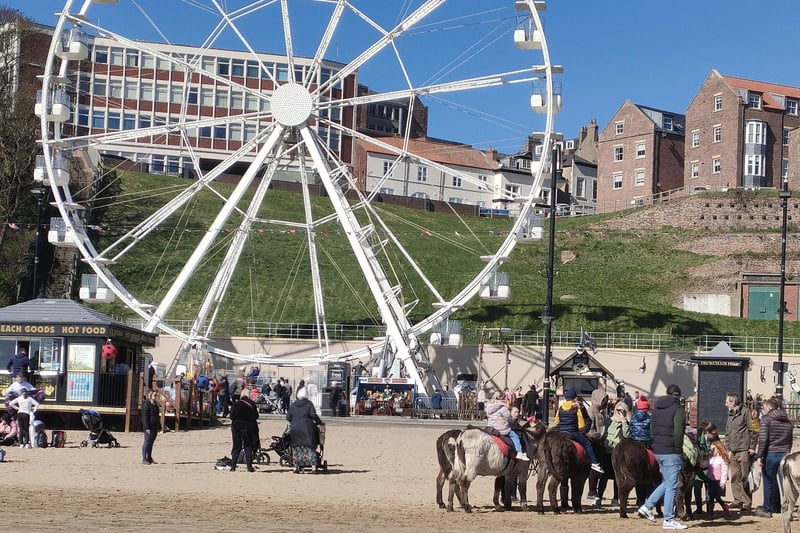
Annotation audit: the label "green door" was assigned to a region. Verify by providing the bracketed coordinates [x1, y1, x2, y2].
[748, 286, 779, 320]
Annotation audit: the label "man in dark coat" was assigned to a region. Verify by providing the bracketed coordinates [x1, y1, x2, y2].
[287, 386, 325, 473]
[229, 388, 259, 472]
[637, 384, 687, 530]
[7, 348, 31, 380]
[522, 383, 540, 419]
[218, 371, 231, 418]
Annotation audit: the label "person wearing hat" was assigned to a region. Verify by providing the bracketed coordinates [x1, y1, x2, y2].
[630, 395, 652, 446]
[554, 390, 604, 473]
[638, 384, 688, 530]
[8, 388, 39, 448]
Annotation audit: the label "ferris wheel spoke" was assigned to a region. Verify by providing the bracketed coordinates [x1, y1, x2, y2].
[144, 125, 285, 331]
[317, 0, 446, 96]
[305, 0, 346, 87]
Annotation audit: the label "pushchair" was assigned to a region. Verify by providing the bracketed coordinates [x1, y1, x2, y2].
[270, 424, 328, 473]
[79, 408, 120, 448]
[255, 393, 281, 414]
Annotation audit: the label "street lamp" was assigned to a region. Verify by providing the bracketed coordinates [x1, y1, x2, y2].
[30, 187, 47, 299]
[776, 179, 791, 400]
[540, 140, 562, 426]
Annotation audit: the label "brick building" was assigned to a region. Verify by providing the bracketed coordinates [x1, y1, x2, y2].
[685, 69, 800, 190]
[596, 100, 685, 212]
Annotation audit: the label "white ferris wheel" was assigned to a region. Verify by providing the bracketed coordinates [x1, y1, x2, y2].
[37, 0, 561, 391]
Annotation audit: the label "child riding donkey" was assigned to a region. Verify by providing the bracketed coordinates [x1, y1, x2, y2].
[554, 390, 604, 473]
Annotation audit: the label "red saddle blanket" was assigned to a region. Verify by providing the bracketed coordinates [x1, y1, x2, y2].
[571, 440, 588, 464]
[646, 448, 658, 471]
[491, 434, 514, 459]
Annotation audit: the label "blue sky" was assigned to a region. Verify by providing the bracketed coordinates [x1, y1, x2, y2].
[10, 1, 800, 150]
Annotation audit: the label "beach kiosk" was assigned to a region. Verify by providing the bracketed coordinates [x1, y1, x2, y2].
[0, 299, 157, 426]
[691, 341, 750, 433]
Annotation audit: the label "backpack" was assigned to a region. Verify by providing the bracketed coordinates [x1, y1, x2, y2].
[35, 431, 48, 448]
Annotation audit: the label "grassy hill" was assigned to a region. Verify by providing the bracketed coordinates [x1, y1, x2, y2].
[84, 170, 800, 341]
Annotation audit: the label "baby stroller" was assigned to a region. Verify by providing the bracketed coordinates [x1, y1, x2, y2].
[272, 424, 328, 473]
[79, 409, 120, 448]
[255, 393, 280, 414]
[263, 429, 293, 467]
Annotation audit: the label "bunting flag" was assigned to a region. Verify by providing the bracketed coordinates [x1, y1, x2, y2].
[87, 224, 106, 234]
[580, 326, 597, 355]
[8, 222, 19, 230]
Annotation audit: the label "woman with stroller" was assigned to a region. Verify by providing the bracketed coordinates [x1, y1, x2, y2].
[287, 387, 325, 474]
[141, 391, 160, 464]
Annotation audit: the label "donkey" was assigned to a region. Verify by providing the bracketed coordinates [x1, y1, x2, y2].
[449, 425, 539, 512]
[781, 451, 800, 533]
[534, 428, 591, 514]
[435, 429, 462, 509]
[611, 438, 660, 518]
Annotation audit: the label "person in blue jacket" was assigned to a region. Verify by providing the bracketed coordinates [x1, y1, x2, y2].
[554, 390, 604, 473]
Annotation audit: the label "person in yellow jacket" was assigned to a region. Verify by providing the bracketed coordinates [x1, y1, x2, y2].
[554, 390, 604, 473]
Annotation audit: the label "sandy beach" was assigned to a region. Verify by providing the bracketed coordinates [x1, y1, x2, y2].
[0, 414, 782, 532]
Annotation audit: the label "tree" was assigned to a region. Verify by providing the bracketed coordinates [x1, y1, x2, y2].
[0, 8, 44, 304]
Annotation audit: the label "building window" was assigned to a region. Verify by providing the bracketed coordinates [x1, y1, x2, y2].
[691, 131, 700, 148]
[231, 59, 244, 77]
[91, 110, 105, 129]
[787, 99, 799, 116]
[746, 154, 763, 176]
[125, 50, 139, 67]
[108, 79, 122, 98]
[613, 146, 624, 162]
[746, 121, 765, 145]
[94, 46, 108, 63]
[411, 192, 429, 199]
[123, 113, 136, 130]
[140, 82, 153, 101]
[714, 94, 722, 111]
[635, 142, 646, 158]
[201, 88, 214, 106]
[634, 169, 645, 186]
[109, 47, 124, 66]
[748, 92, 762, 109]
[382, 161, 392, 176]
[448, 197, 463, 204]
[712, 157, 721, 174]
[615, 122, 624, 135]
[214, 126, 226, 139]
[663, 116, 673, 131]
[783, 159, 789, 178]
[576, 177, 585, 198]
[505, 184, 520, 196]
[215, 90, 229, 108]
[244, 93, 259, 111]
[612, 172, 623, 190]
[690, 161, 699, 179]
[417, 166, 428, 182]
[229, 123, 242, 142]
[124, 80, 137, 99]
[93, 79, 107, 97]
[199, 126, 211, 138]
[378, 187, 394, 195]
[784, 128, 791, 146]
[169, 85, 183, 104]
[713, 125, 722, 143]
[217, 59, 230, 76]
[478, 175, 488, 190]
[107, 112, 120, 130]
[452, 176, 462, 188]
[155, 83, 169, 103]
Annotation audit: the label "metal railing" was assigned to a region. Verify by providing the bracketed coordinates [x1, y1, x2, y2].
[119, 316, 800, 355]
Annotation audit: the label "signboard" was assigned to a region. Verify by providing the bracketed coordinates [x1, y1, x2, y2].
[693, 357, 749, 433]
[66, 372, 94, 402]
[0, 323, 156, 345]
[68, 344, 96, 372]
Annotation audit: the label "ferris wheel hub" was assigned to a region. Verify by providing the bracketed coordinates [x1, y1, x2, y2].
[271, 82, 313, 127]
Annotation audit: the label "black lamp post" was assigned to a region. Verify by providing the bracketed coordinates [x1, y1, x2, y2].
[540, 141, 562, 426]
[776, 179, 791, 401]
[30, 187, 46, 299]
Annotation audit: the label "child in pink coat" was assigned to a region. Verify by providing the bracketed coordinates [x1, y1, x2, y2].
[706, 440, 731, 517]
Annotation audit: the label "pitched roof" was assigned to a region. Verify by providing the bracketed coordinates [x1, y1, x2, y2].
[0, 298, 120, 325]
[359, 136, 498, 171]
[720, 74, 800, 111]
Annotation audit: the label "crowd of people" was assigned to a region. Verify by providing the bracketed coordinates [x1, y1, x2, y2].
[480, 378, 794, 530]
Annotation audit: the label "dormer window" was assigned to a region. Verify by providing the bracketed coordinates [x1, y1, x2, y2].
[663, 116, 673, 131]
[748, 92, 762, 109]
[787, 98, 798, 116]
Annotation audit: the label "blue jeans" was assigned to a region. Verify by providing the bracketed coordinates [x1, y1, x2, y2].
[508, 430, 522, 453]
[566, 431, 598, 464]
[763, 452, 786, 513]
[142, 428, 157, 462]
[645, 453, 683, 522]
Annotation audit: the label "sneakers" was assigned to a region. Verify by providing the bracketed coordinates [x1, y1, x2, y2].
[516, 452, 530, 462]
[586, 492, 599, 501]
[590, 462, 605, 473]
[662, 519, 688, 530]
[754, 506, 772, 518]
[638, 505, 656, 522]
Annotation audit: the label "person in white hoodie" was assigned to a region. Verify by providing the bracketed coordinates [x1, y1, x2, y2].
[9, 388, 38, 448]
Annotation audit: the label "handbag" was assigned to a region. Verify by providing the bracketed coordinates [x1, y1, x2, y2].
[747, 460, 762, 492]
